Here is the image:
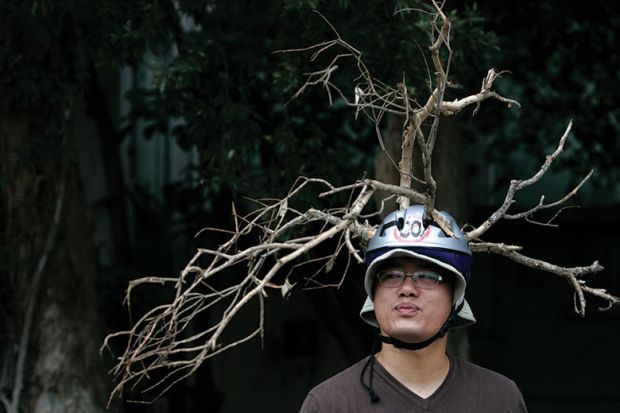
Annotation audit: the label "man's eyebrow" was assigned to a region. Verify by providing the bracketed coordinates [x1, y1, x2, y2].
[420, 265, 447, 275]
[378, 263, 403, 270]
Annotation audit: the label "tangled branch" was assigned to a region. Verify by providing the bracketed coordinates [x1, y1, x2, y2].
[102, 178, 380, 402]
[103, 1, 618, 403]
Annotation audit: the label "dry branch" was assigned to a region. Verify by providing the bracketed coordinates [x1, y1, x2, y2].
[102, 178, 381, 403]
[104, 1, 619, 403]
[467, 121, 577, 240]
[469, 241, 605, 317]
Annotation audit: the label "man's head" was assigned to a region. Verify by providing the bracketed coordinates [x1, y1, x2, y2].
[360, 205, 475, 346]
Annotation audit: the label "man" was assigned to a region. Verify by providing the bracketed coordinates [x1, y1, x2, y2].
[299, 205, 527, 412]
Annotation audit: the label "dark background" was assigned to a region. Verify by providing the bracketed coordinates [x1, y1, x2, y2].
[1, 1, 619, 412]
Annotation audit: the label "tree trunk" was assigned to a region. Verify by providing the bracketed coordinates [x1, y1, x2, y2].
[373, 115, 403, 218]
[372, 114, 471, 359]
[0, 115, 108, 412]
[431, 116, 471, 360]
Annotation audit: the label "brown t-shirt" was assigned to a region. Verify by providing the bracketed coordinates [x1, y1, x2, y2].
[299, 355, 527, 412]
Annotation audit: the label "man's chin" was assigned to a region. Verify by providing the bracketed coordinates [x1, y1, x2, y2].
[384, 326, 432, 344]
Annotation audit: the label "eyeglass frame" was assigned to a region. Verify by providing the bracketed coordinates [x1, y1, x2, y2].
[375, 269, 447, 289]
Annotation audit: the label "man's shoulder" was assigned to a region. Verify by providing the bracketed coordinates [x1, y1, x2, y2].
[453, 357, 506, 377]
[309, 357, 369, 393]
[300, 358, 372, 413]
[452, 356, 519, 388]
[445, 356, 528, 412]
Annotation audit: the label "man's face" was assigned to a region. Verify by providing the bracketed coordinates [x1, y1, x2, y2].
[373, 257, 453, 343]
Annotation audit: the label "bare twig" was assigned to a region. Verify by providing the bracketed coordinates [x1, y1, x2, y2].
[102, 179, 378, 403]
[105, 3, 618, 404]
[471, 241, 605, 317]
[467, 121, 575, 240]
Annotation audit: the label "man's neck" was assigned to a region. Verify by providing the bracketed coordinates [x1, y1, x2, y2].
[375, 337, 450, 399]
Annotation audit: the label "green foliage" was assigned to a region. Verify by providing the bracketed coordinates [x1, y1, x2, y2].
[465, 1, 620, 196]
[123, 1, 497, 210]
[4, 0, 614, 208]
[0, 0, 146, 114]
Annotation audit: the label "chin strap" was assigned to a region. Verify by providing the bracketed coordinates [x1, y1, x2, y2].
[378, 301, 464, 351]
[360, 337, 381, 403]
[378, 332, 441, 350]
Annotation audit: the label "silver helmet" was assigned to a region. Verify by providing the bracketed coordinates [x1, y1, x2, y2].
[360, 205, 475, 329]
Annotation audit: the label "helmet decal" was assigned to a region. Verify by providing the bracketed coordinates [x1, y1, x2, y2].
[392, 220, 430, 243]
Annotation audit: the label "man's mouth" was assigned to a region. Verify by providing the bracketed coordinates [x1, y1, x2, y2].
[394, 302, 421, 314]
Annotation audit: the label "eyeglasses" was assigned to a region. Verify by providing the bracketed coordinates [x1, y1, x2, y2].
[376, 269, 445, 289]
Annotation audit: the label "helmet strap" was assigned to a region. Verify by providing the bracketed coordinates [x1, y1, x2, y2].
[377, 301, 463, 351]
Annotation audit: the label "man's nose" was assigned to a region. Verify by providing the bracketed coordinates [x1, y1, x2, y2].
[399, 275, 420, 296]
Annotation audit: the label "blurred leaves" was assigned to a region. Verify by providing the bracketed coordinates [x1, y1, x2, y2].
[0, 0, 156, 114]
[465, 1, 620, 196]
[8, 0, 612, 213]
[122, 0, 498, 210]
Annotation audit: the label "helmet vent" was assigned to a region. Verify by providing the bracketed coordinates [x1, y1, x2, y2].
[396, 217, 405, 231]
